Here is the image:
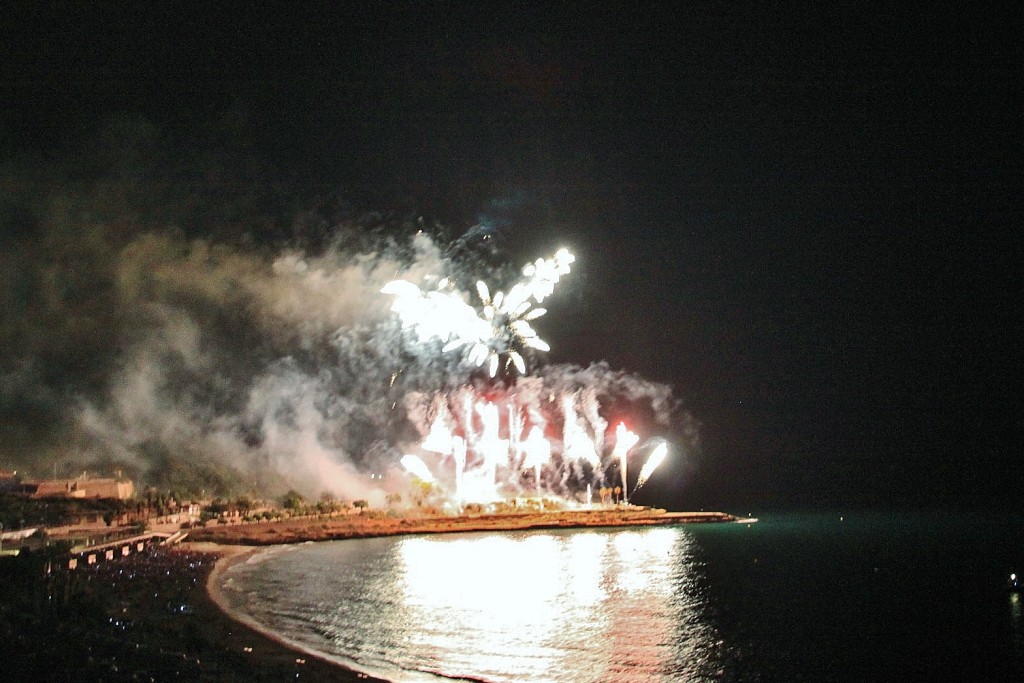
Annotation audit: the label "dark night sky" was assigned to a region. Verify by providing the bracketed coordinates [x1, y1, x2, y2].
[2, 2, 1021, 510]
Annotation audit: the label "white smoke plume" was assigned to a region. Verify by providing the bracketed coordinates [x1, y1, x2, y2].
[0, 138, 694, 503]
[66, 229, 455, 500]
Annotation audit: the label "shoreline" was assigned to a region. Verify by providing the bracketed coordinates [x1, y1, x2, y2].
[189, 507, 737, 546]
[199, 541, 390, 681]
[195, 508, 738, 681]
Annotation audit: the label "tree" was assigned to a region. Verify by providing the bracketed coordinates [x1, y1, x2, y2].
[280, 489, 304, 510]
[317, 491, 340, 514]
[410, 480, 434, 508]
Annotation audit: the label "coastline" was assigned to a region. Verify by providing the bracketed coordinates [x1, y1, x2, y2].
[195, 508, 737, 681]
[198, 541, 390, 682]
[189, 507, 736, 546]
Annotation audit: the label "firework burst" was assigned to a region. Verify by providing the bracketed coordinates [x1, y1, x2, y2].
[379, 244, 675, 508]
[382, 248, 574, 377]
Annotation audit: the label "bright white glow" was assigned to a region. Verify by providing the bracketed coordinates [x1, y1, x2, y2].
[381, 248, 574, 376]
[612, 423, 640, 458]
[523, 336, 550, 352]
[381, 280, 492, 353]
[562, 396, 600, 467]
[611, 422, 640, 503]
[224, 528, 720, 683]
[380, 247, 681, 508]
[635, 442, 668, 491]
[520, 248, 575, 304]
[507, 349, 526, 374]
[400, 454, 436, 483]
[389, 527, 702, 682]
[452, 436, 466, 496]
[476, 402, 510, 472]
[402, 384, 678, 508]
[519, 425, 551, 491]
[519, 426, 552, 470]
[421, 412, 454, 454]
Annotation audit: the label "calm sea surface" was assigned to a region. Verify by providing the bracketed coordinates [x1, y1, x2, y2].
[218, 512, 1024, 682]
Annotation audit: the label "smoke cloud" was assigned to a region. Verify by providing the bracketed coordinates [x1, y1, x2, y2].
[0, 125, 694, 502]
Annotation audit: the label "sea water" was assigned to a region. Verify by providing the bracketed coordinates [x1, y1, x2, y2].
[218, 512, 1024, 682]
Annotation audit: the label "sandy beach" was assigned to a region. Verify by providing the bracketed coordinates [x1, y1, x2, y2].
[195, 541, 388, 681]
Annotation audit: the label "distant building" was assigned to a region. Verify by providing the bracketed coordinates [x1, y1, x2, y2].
[0, 470, 35, 495]
[30, 474, 135, 500]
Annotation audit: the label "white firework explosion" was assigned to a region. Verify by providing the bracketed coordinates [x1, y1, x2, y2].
[382, 248, 574, 377]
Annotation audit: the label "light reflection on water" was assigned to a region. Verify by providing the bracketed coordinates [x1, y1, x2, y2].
[221, 527, 723, 682]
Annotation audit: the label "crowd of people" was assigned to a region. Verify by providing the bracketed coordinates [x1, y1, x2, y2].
[0, 543, 369, 681]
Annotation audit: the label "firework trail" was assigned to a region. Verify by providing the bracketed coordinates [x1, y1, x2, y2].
[633, 442, 669, 494]
[401, 454, 436, 483]
[611, 423, 640, 504]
